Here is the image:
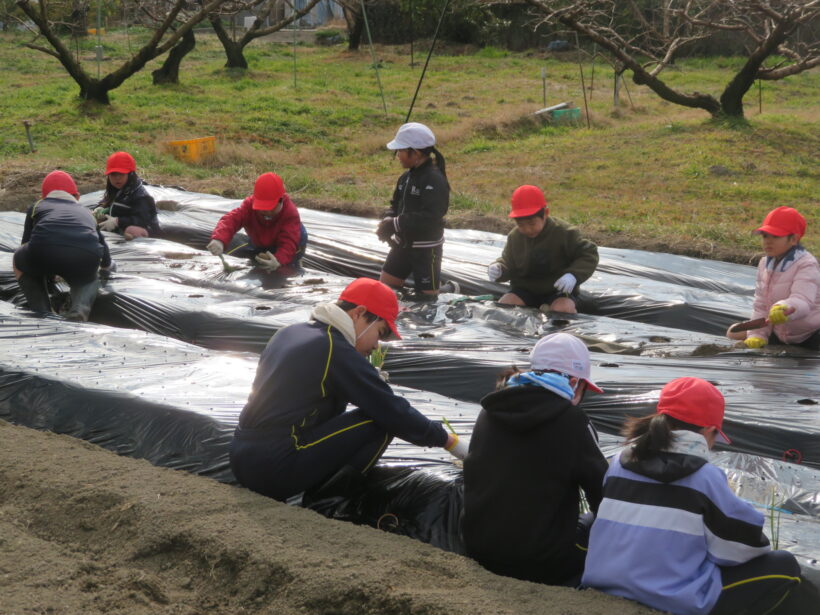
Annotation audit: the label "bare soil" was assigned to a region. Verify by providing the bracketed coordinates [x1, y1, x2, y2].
[0, 420, 656, 615]
[0, 168, 758, 265]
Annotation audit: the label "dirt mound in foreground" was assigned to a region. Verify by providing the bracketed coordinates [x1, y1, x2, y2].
[0, 420, 655, 614]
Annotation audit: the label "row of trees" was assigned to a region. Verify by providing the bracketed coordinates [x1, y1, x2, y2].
[9, 0, 820, 118]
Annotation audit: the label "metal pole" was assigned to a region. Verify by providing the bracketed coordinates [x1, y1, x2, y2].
[360, 0, 387, 113]
[589, 43, 596, 102]
[409, 0, 415, 67]
[574, 33, 591, 128]
[292, 9, 298, 89]
[541, 67, 546, 107]
[405, 0, 450, 123]
[95, 0, 102, 78]
[758, 79, 762, 114]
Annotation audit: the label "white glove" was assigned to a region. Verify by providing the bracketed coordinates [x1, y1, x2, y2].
[98, 216, 119, 232]
[206, 239, 224, 256]
[445, 434, 469, 460]
[377, 368, 390, 383]
[554, 272, 577, 294]
[254, 251, 281, 271]
[488, 262, 503, 282]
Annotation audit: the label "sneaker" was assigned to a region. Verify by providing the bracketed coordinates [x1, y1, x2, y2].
[439, 280, 461, 294]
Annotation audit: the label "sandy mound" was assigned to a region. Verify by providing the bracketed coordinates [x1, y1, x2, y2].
[0, 420, 656, 614]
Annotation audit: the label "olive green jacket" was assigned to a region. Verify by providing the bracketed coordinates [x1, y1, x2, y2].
[495, 217, 599, 295]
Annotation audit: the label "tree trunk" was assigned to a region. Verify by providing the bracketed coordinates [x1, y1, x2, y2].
[79, 79, 111, 104]
[343, 6, 363, 51]
[152, 29, 196, 84]
[210, 15, 249, 69]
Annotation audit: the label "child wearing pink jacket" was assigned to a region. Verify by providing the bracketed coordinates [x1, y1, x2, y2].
[727, 206, 820, 350]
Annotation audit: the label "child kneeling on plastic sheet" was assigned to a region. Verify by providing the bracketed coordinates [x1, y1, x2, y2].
[14, 171, 113, 321]
[726, 206, 820, 350]
[461, 332, 607, 586]
[582, 377, 818, 615]
[488, 185, 598, 314]
[94, 151, 161, 240]
[207, 172, 307, 272]
[230, 278, 465, 503]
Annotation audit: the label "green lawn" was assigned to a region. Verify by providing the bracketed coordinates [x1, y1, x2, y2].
[0, 30, 817, 262]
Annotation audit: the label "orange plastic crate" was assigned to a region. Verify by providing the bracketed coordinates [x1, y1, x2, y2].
[167, 136, 216, 163]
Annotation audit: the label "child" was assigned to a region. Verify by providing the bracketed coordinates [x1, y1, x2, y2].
[95, 151, 160, 239]
[582, 377, 814, 615]
[489, 185, 598, 314]
[461, 332, 607, 585]
[377, 122, 451, 296]
[207, 172, 307, 271]
[14, 171, 112, 321]
[726, 206, 819, 350]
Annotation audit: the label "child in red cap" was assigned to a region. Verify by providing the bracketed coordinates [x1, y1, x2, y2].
[583, 377, 816, 615]
[488, 185, 598, 313]
[726, 206, 819, 349]
[207, 172, 307, 271]
[95, 151, 160, 239]
[14, 171, 112, 321]
[229, 278, 462, 503]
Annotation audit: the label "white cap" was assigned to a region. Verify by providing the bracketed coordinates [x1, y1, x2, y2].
[529, 333, 603, 393]
[386, 122, 436, 150]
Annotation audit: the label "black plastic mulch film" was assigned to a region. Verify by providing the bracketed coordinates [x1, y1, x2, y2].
[0, 187, 817, 572]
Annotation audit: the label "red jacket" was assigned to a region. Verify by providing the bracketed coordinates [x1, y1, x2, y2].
[211, 194, 302, 265]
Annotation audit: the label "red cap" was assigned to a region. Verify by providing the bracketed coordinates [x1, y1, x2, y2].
[754, 206, 806, 239]
[41, 170, 78, 198]
[106, 151, 136, 175]
[509, 185, 547, 218]
[657, 377, 730, 444]
[339, 278, 401, 340]
[252, 172, 286, 211]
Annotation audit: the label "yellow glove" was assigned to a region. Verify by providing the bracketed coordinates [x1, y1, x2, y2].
[744, 336, 767, 349]
[768, 304, 791, 325]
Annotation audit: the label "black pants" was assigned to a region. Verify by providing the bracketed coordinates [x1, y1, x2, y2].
[711, 550, 802, 615]
[14, 242, 100, 285]
[382, 244, 443, 292]
[230, 408, 392, 502]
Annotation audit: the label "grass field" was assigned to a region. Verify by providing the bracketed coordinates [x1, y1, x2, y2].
[0, 28, 817, 263]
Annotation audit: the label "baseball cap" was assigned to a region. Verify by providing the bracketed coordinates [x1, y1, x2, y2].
[754, 206, 806, 239]
[41, 170, 79, 198]
[252, 172, 286, 211]
[529, 332, 602, 393]
[386, 123, 436, 150]
[106, 151, 136, 175]
[339, 278, 401, 340]
[656, 377, 730, 444]
[509, 185, 547, 218]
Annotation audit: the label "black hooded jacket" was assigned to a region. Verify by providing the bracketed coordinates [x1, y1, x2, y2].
[461, 385, 607, 583]
[99, 173, 160, 235]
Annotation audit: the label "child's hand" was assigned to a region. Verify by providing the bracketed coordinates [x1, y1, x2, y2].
[206, 239, 224, 256]
[554, 273, 577, 294]
[98, 216, 119, 232]
[488, 263, 503, 282]
[744, 336, 767, 349]
[768, 304, 795, 325]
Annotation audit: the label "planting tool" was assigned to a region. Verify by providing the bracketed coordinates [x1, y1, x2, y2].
[728, 318, 767, 334]
[218, 254, 243, 273]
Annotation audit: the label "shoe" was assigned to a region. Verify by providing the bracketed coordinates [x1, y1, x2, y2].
[439, 280, 461, 294]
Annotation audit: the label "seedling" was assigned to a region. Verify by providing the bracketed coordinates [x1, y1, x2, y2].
[218, 254, 243, 273]
[441, 416, 457, 435]
[369, 344, 388, 369]
[768, 488, 781, 550]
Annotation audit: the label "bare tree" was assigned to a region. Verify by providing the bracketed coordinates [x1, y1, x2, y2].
[17, 0, 229, 104]
[335, 0, 365, 51]
[208, 0, 323, 69]
[520, 0, 819, 118]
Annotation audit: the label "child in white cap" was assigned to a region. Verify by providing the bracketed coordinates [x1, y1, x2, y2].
[461, 332, 607, 585]
[377, 122, 452, 297]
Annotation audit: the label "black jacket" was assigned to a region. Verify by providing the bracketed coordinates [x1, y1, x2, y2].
[99, 173, 160, 235]
[386, 158, 449, 248]
[22, 196, 111, 267]
[461, 385, 607, 582]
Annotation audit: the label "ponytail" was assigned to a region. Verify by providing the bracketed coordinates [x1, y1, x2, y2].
[419, 146, 446, 177]
[621, 413, 702, 461]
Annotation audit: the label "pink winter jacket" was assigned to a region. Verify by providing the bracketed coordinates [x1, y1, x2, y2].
[747, 246, 820, 344]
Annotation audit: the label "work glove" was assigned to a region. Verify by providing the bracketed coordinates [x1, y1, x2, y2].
[376, 368, 390, 383]
[254, 251, 281, 271]
[376, 217, 395, 242]
[554, 273, 577, 294]
[488, 262, 503, 282]
[744, 336, 767, 349]
[206, 239, 224, 256]
[98, 216, 119, 232]
[92, 206, 109, 221]
[445, 433, 469, 460]
[768, 304, 793, 325]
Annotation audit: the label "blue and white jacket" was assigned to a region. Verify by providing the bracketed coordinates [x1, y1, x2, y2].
[582, 431, 770, 615]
